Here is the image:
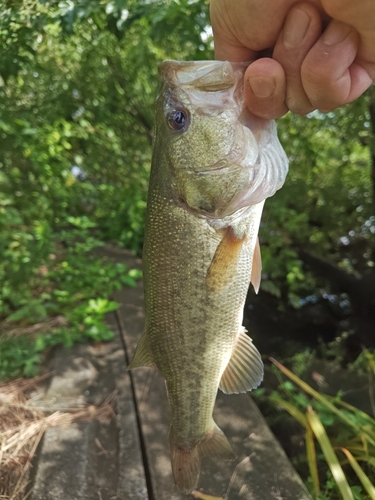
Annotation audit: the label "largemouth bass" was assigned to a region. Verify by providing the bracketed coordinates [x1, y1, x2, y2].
[129, 60, 288, 493]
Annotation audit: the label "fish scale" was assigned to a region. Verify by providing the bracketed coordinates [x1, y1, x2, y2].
[128, 60, 289, 493]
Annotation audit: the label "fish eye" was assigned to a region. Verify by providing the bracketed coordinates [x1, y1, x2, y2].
[167, 109, 189, 131]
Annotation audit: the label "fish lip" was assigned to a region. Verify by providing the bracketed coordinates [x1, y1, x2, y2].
[174, 194, 226, 221]
[199, 159, 229, 173]
[183, 160, 252, 176]
[207, 205, 248, 220]
[185, 201, 251, 222]
[174, 159, 231, 174]
[206, 205, 256, 228]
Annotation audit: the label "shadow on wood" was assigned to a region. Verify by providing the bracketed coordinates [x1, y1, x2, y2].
[113, 253, 312, 500]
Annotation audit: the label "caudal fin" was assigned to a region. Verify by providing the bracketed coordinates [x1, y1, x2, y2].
[170, 424, 235, 493]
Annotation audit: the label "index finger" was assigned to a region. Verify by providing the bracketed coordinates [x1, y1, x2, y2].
[321, 0, 375, 77]
[210, 0, 287, 62]
[210, 0, 319, 62]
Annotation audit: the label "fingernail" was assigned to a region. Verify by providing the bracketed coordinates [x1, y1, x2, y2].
[323, 21, 353, 45]
[248, 77, 275, 98]
[283, 8, 311, 48]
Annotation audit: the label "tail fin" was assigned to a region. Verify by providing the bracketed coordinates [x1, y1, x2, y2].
[170, 443, 201, 493]
[170, 424, 235, 493]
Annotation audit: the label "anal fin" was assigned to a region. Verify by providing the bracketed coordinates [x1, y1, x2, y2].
[127, 331, 155, 370]
[219, 328, 263, 394]
[199, 424, 235, 461]
[170, 423, 234, 493]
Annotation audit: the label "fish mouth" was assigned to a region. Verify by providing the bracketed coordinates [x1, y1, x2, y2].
[193, 202, 254, 223]
[197, 161, 258, 184]
[196, 159, 254, 176]
[195, 148, 260, 176]
[175, 159, 233, 175]
[176, 159, 260, 219]
[198, 159, 230, 174]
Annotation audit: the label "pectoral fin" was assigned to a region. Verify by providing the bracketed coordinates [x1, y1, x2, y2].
[206, 226, 246, 290]
[250, 237, 262, 294]
[127, 331, 155, 370]
[219, 328, 263, 394]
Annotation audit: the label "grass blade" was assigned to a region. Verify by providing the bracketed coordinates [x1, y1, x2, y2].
[340, 448, 375, 500]
[306, 421, 320, 497]
[269, 394, 307, 427]
[270, 357, 375, 445]
[307, 407, 354, 500]
[333, 399, 375, 427]
[351, 455, 375, 467]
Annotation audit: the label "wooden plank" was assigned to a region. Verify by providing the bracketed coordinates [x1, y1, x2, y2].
[114, 285, 188, 500]
[104, 312, 149, 499]
[114, 269, 312, 500]
[30, 311, 148, 500]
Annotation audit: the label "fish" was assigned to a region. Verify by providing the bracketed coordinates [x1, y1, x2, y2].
[128, 60, 289, 493]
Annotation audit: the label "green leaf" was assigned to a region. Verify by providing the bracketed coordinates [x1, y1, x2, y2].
[269, 394, 307, 427]
[306, 422, 320, 497]
[7, 301, 48, 323]
[340, 448, 375, 500]
[120, 275, 137, 287]
[260, 280, 281, 298]
[307, 407, 354, 500]
[270, 358, 375, 446]
[128, 268, 142, 279]
[86, 298, 119, 314]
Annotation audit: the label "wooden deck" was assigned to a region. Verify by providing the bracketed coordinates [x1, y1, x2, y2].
[29, 247, 312, 500]
[110, 247, 311, 500]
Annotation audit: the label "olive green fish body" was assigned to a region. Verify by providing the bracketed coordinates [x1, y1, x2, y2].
[144, 175, 263, 439]
[129, 60, 289, 492]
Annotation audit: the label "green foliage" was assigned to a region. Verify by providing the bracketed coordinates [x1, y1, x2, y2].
[254, 357, 375, 499]
[0, 1, 49, 83]
[0, 220, 141, 380]
[3, 0, 373, 314]
[0, 0, 374, 382]
[349, 349, 375, 376]
[0, 336, 41, 379]
[260, 97, 374, 307]
[0, 0, 210, 380]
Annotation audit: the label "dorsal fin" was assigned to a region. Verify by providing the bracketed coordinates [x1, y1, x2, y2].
[251, 237, 262, 294]
[206, 226, 246, 291]
[219, 328, 263, 394]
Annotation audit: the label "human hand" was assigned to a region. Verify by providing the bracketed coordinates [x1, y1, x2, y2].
[210, 0, 375, 118]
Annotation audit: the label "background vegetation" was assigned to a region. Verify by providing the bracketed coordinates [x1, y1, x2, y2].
[0, 1, 374, 498]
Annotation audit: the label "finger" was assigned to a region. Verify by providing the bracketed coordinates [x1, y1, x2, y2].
[302, 20, 373, 112]
[211, 0, 305, 62]
[321, 0, 375, 43]
[213, 30, 257, 63]
[321, 0, 375, 79]
[211, 0, 261, 62]
[273, 2, 323, 115]
[244, 58, 288, 119]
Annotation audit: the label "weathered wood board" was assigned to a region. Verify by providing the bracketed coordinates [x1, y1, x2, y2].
[27, 246, 312, 500]
[114, 272, 312, 500]
[29, 308, 148, 500]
